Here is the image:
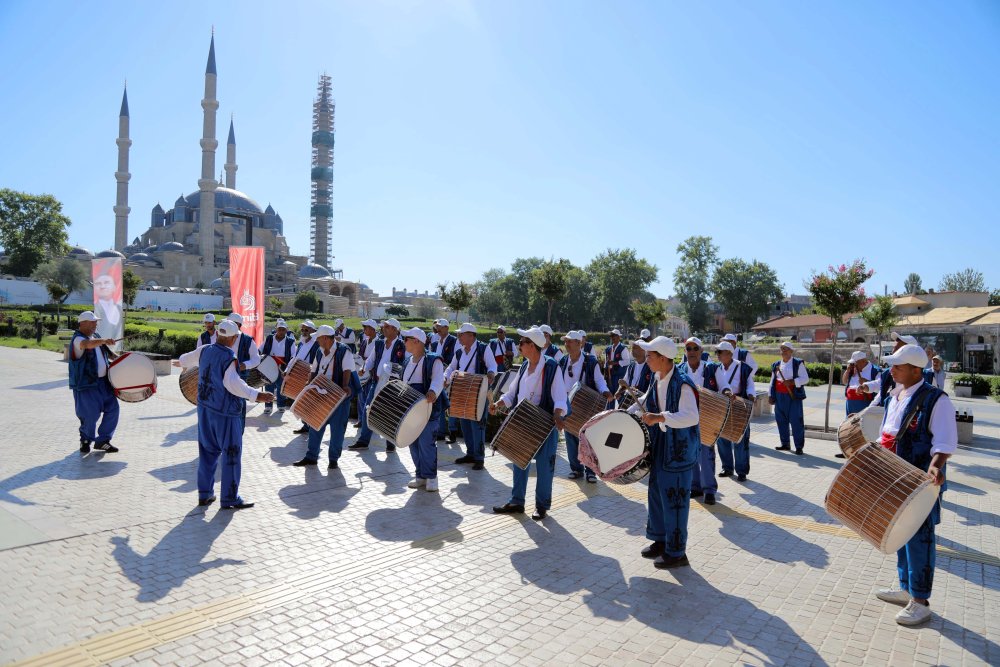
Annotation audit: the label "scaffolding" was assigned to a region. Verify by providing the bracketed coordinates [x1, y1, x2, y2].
[310, 75, 334, 270]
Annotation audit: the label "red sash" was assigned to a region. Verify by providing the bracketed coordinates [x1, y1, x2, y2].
[775, 379, 790, 395]
[880, 432, 896, 453]
[846, 386, 867, 401]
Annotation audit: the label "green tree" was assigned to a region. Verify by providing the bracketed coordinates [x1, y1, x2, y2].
[806, 260, 874, 431]
[268, 296, 283, 313]
[32, 257, 88, 318]
[989, 288, 1000, 307]
[294, 290, 319, 315]
[587, 248, 658, 329]
[500, 257, 547, 324]
[122, 268, 142, 309]
[414, 298, 439, 320]
[553, 266, 596, 331]
[673, 236, 719, 333]
[0, 189, 72, 276]
[711, 258, 784, 332]
[860, 294, 900, 364]
[630, 299, 666, 334]
[470, 268, 508, 324]
[530, 258, 571, 325]
[385, 304, 410, 317]
[939, 268, 985, 293]
[437, 281, 475, 321]
[903, 273, 923, 295]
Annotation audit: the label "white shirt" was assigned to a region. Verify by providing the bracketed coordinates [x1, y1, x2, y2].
[778, 357, 809, 387]
[716, 360, 756, 397]
[294, 336, 317, 361]
[630, 367, 700, 429]
[881, 382, 958, 456]
[606, 342, 631, 368]
[847, 362, 878, 388]
[499, 357, 568, 414]
[403, 353, 445, 397]
[335, 326, 356, 347]
[445, 342, 498, 382]
[681, 360, 704, 386]
[562, 353, 609, 394]
[931, 370, 946, 390]
[196, 329, 217, 349]
[177, 345, 260, 401]
[229, 334, 261, 370]
[365, 335, 402, 375]
[72, 335, 108, 377]
[312, 346, 356, 385]
[736, 347, 758, 375]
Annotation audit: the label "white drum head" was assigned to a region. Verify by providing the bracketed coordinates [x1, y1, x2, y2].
[881, 483, 939, 554]
[475, 376, 489, 417]
[858, 404, 884, 442]
[108, 352, 155, 388]
[394, 399, 432, 448]
[582, 411, 646, 472]
[256, 355, 281, 384]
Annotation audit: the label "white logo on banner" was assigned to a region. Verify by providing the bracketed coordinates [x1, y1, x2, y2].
[240, 288, 258, 323]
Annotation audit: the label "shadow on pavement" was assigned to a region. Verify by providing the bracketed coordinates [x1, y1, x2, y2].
[364, 487, 463, 550]
[752, 444, 842, 471]
[148, 457, 199, 494]
[354, 447, 410, 496]
[715, 507, 829, 568]
[13, 379, 67, 391]
[576, 488, 647, 537]
[451, 464, 512, 515]
[731, 478, 836, 524]
[279, 466, 359, 520]
[0, 452, 127, 506]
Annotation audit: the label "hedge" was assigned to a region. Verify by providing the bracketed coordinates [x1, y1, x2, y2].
[953, 374, 991, 396]
[991, 377, 1000, 402]
[755, 362, 844, 385]
[124, 324, 199, 357]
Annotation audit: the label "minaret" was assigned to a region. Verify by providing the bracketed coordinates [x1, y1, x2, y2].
[198, 33, 219, 273]
[310, 74, 334, 270]
[224, 116, 237, 189]
[113, 85, 131, 250]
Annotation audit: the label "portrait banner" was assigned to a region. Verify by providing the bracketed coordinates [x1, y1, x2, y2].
[92, 257, 124, 352]
[229, 246, 265, 345]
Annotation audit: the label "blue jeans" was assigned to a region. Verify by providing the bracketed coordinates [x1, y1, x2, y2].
[774, 392, 805, 451]
[409, 418, 438, 479]
[564, 432, 594, 477]
[264, 373, 288, 409]
[73, 379, 120, 444]
[508, 428, 558, 510]
[898, 501, 940, 599]
[717, 427, 750, 476]
[607, 367, 626, 408]
[690, 444, 717, 493]
[458, 418, 486, 462]
[197, 407, 244, 505]
[356, 382, 376, 445]
[306, 399, 350, 463]
[646, 463, 693, 557]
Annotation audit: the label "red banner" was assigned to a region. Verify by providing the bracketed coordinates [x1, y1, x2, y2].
[229, 246, 265, 345]
[92, 257, 124, 352]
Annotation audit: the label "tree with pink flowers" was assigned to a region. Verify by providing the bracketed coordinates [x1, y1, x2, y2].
[806, 260, 874, 431]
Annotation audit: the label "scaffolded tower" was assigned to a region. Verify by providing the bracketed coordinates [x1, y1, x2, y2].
[310, 75, 334, 271]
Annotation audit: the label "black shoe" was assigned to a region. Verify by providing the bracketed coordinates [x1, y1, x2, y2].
[386, 444, 396, 452]
[328, 461, 339, 469]
[654, 554, 690, 569]
[641, 541, 665, 559]
[586, 476, 597, 484]
[794, 449, 804, 456]
[775, 445, 791, 451]
[704, 493, 716, 505]
[221, 501, 255, 510]
[293, 457, 318, 466]
[435, 434, 445, 443]
[835, 453, 846, 459]
[455, 455, 475, 464]
[79, 440, 91, 454]
[93, 442, 118, 453]
[718, 470, 732, 478]
[472, 461, 484, 470]
[690, 489, 704, 498]
[736, 474, 747, 482]
[532, 508, 547, 521]
[293, 425, 309, 434]
[348, 442, 369, 450]
[492, 503, 524, 514]
[198, 496, 216, 507]
[447, 433, 458, 444]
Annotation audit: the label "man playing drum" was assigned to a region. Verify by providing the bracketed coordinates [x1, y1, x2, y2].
[559, 330, 612, 483]
[333, 318, 357, 354]
[490, 327, 568, 520]
[353, 319, 378, 428]
[843, 350, 878, 417]
[429, 319, 458, 443]
[445, 323, 497, 470]
[860, 332, 917, 406]
[261, 318, 295, 415]
[870, 344, 956, 626]
[294, 325, 355, 469]
[68, 311, 120, 454]
[677, 337, 720, 504]
[291, 320, 322, 434]
[722, 333, 758, 376]
[715, 341, 756, 480]
[538, 324, 563, 362]
[769, 341, 809, 455]
[604, 329, 631, 405]
[615, 340, 653, 407]
[353, 318, 406, 451]
[629, 337, 700, 569]
[401, 328, 446, 492]
[488, 325, 515, 370]
[226, 312, 261, 379]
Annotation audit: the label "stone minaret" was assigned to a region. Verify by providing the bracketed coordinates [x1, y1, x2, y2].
[113, 86, 131, 250]
[198, 34, 219, 273]
[224, 116, 237, 189]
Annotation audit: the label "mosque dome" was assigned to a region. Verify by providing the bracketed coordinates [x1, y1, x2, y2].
[127, 253, 162, 267]
[185, 186, 265, 215]
[96, 250, 126, 258]
[282, 260, 297, 267]
[68, 245, 94, 257]
[209, 277, 225, 288]
[298, 263, 331, 279]
[157, 242, 186, 252]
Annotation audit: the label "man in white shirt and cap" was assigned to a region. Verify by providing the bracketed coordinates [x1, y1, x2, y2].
[445, 323, 497, 469]
[769, 341, 809, 455]
[294, 325, 355, 469]
[714, 341, 756, 480]
[291, 321, 322, 434]
[490, 327, 568, 520]
[581, 331, 594, 356]
[677, 336, 720, 504]
[197, 313, 218, 349]
[68, 311, 119, 453]
[353, 318, 406, 451]
[333, 318, 357, 354]
[538, 324, 563, 362]
[261, 318, 295, 414]
[429, 319, 458, 442]
[640, 328, 652, 342]
[401, 327, 446, 491]
[722, 333, 758, 376]
[353, 319, 379, 427]
[860, 332, 918, 406]
[489, 326, 515, 370]
[226, 312, 261, 379]
[559, 330, 612, 482]
[603, 329, 631, 402]
[927, 355, 946, 390]
[871, 344, 957, 626]
[843, 349, 879, 417]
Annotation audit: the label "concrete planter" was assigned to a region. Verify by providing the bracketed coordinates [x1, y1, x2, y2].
[803, 425, 838, 441]
[752, 393, 773, 417]
[953, 385, 972, 398]
[957, 421, 973, 445]
[133, 351, 173, 377]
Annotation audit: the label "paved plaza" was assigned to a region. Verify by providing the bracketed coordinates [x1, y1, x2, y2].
[1, 346, 998, 666]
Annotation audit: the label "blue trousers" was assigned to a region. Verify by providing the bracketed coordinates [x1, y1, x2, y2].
[646, 463, 694, 557]
[845, 397, 872, 416]
[436, 390, 458, 437]
[356, 382, 376, 444]
[73, 379, 120, 444]
[564, 432, 594, 476]
[409, 417, 438, 480]
[306, 399, 350, 463]
[197, 406, 244, 505]
[690, 444, 718, 493]
[264, 373, 288, 409]
[509, 428, 558, 510]
[774, 392, 805, 451]
[717, 427, 750, 476]
[458, 418, 486, 462]
[898, 499, 940, 599]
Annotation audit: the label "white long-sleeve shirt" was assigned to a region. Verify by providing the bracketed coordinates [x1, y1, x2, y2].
[335, 326, 356, 347]
[606, 342, 632, 368]
[364, 336, 403, 375]
[846, 362, 878, 388]
[178, 345, 260, 401]
[445, 343, 498, 383]
[312, 346, 356, 385]
[499, 358, 568, 414]
[715, 360, 756, 398]
[881, 382, 958, 456]
[629, 368, 700, 429]
[402, 354, 445, 397]
[562, 353, 610, 394]
[777, 357, 809, 387]
[230, 334, 261, 370]
[294, 336, 318, 361]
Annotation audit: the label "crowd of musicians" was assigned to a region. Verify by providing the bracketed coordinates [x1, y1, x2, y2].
[67, 311, 956, 626]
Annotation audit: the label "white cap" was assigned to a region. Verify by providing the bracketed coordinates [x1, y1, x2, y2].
[684, 336, 703, 349]
[932, 354, 943, 362]
[275, 318, 288, 329]
[360, 319, 376, 328]
[538, 324, 554, 336]
[891, 332, 918, 345]
[78, 310, 101, 322]
[457, 323, 477, 335]
[609, 328, 622, 337]
[316, 325, 336, 338]
[435, 318, 449, 327]
[335, 318, 344, 326]
[883, 344, 928, 368]
[579, 331, 587, 338]
[402, 327, 427, 343]
[300, 320, 317, 331]
[723, 333, 738, 343]
[516, 327, 546, 349]
[850, 350, 867, 363]
[384, 318, 401, 331]
[228, 312, 243, 325]
[640, 329, 651, 339]
[203, 313, 216, 323]
[217, 320, 239, 337]
[564, 330, 584, 342]
[780, 341, 795, 351]
[716, 341, 735, 353]
[496, 325, 506, 332]
[635, 336, 677, 358]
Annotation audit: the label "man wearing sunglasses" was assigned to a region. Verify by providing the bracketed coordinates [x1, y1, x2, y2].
[559, 330, 613, 483]
[677, 337, 720, 504]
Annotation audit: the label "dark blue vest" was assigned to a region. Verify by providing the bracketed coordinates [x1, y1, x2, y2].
[769, 358, 807, 400]
[677, 360, 718, 392]
[338, 327, 357, 353]
[883, 382, 947, 486]
[644, 368, 700, 472]
[438, 334, 457, 364]
[199, 330, 213, 346]
[372, 337, 407, 382]
[513, 357, 560, 414]
[69, 330, 108, 390]
[605, 342, 625, 371]
[489, 338, 512, 358]
[559, 353, 600, 391]
[404, 353, 445, 418]
[583, 341, 594, 355]
[455, 341, 489, 375]
[198, 343, 244, 416]
[262, 333, 295, 362]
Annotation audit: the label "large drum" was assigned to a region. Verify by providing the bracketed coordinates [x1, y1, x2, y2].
[578, 410, 651, 484]
[246, 355, 281, 388]
[838, 405, 885, 458]
[563, 383, 608, 437]
[448, 372, 489, 421]
[697, 388, 731, 446]
[281, 358, 312, 400]
[108, 352, 157, 403]
[292, 375, 349, 431]
[492, 400, 554, 470]
[366, 379, 432, 448]
[179, 366, 199, 405]
[825, 443, 939, 554]
[719, 394, 753, 442]
[485, 369, 518, 444]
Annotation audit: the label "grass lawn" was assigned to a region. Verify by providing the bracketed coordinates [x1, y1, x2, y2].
[0, 335, 66, 353]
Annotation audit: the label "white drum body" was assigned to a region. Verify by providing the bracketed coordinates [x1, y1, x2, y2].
[108, 352, 157, 403]
[247, 355, 281, 388]
[367, 379, 432, 448]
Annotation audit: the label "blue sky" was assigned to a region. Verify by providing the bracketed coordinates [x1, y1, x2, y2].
[2, 1, 998, 298]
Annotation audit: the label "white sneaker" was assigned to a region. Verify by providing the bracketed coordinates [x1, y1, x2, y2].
[424, 478, 439, 492]
[876, 588, 911, 605]
[895, 600, 932, 626]
[407, 478, 426, 489]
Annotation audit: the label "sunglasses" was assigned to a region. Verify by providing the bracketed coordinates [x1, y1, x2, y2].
[685, 346, 700, 352]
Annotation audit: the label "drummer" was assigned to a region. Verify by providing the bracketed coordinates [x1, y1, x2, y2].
[69, 311, 120, 454]
[860, 332, 918, 406]
[769, 341, 809, 456]
[197, 313, 217, 348]
[639, 328, 652, 342]
[333, 318, 357, 354]
[445, 323, 497, 470]
[174, 319, 274, 509]
[559, 330, 612, 483]
[488, 326, 515, 370]
[615, 340, 653, 407]
[294, 325, 354, 469]
[291, 321, 321, 435]
[490, 327, 568, 520]
[871, 344, 956, 626]
[538, 324, 564, 362]
[429, 319, 458, 443]
[353, 318, 406, 451]
[354, 319, 378, 428]
[714, 341, 756, 479]
[628, 336, 700, 569]
[604, 329, 631, 405]
[226, 312, 261, 379]
[401, 327, 446, 492]
[261, 318, 295, 415]
[677, 336, 720, 504]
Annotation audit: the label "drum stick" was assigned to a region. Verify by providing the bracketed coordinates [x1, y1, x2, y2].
[619, 379, 665, 432]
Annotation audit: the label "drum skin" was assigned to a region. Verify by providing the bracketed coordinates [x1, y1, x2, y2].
[697, 388, 730, 446]
[578, 410, 651, 484]
[179, 366, 199, 405]
[108, 352, 157, 403]
[449, 373, 489, 421]
[366, 379, 432, 448]
[719, 395, 752, 442]
[492, 400, 553, 470]
[292, 375, 348, 431]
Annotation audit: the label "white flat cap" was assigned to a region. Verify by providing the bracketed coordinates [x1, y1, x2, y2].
[457, 323, 477, 335]
[384, 318, 401, 330]
[635, 336, 677, 358]
[275, 318, 288, 329]
[217, 320, 239, 337]
[780, 341, 795, 350]
[335, 318, 344, 326]
[684, 336, 703, 349]
[402, 327, 427, 343]
[435, 318, 449, 327]
[564, 330, 584, 342]
[361, 319, 377, 328]
[608, 328, 622, 336]
[640, 329, 651, 338]
[496, 325, 506, 332]
[300, 320, 317, 330]
[315, 325, 336, 337]
[78, 310, 101, 322]
[723, 333, 738, 343]
[883, 344, 928, 368]
[517, 327, 546, 348]
[891, 332, 918, 346]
